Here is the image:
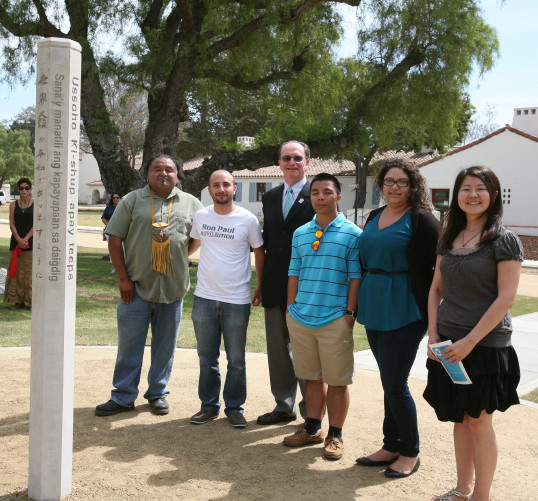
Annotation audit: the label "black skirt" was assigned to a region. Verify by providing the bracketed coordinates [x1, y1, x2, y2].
[423, 334, 520, 423]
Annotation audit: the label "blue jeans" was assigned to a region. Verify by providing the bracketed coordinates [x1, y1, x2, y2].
[192, 296, 250, 414]
[111, 292, 183, 406]
[366, 320, 427, 458]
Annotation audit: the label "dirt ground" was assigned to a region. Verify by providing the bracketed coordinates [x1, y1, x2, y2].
[1, 348, 537, 501]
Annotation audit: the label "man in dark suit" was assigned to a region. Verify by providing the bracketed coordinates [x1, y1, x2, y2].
[257, 140, 316, 425]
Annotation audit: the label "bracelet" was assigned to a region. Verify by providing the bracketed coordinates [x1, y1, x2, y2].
[465, 335, 476, 346]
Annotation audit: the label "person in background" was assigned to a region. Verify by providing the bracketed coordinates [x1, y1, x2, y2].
[4, 178, 34, 311]
[102, 193, 121, 228]
[425, 166, 522, 501]
[355, 160, 439, 478]
[102, 193, 121, 274]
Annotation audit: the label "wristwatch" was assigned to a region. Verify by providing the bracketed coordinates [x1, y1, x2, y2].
[345, 310, 357, 319]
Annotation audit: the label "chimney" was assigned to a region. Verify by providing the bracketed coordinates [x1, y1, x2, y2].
[512, 107, 538, 137]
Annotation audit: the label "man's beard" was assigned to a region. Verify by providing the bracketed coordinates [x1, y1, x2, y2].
[213, 195, 233, 205]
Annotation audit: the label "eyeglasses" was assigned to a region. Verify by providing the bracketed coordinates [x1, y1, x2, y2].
[281, 155, 304, 162]
[383, 179, 409, 187]
[312, 230, 323, 251]
[19, 186, 31, 190]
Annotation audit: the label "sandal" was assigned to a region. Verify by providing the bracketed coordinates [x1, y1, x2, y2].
[433, 490, 473, 501]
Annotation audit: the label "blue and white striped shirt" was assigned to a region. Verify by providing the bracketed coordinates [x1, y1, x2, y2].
[288, 212, 362, 329]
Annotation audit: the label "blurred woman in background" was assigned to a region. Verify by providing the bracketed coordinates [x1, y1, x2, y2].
[4, 177, 34, 310]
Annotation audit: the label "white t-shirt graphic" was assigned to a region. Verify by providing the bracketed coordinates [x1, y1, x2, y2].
[190, 205, 263, 304]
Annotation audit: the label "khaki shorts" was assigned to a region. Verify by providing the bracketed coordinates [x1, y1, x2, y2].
[286, 313, 354, 386]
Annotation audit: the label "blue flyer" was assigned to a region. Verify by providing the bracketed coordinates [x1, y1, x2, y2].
[429, 340, 472, 385]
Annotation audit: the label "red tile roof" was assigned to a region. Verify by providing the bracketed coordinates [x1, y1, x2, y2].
[182, 150, 436, 178]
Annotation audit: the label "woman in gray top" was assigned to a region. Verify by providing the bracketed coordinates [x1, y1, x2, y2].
[424, 166, 523, 501]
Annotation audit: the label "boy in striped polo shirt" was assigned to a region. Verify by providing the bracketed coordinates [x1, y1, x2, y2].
[283, 173, 362, 460]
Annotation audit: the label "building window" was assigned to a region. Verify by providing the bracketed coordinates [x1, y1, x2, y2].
[256, 183, 266, 201]
[502, 188, 511, 205]
[431, 189, 450, 211]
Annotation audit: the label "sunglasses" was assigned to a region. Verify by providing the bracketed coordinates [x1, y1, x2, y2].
[19, 186, 31, 190]
[113, 196, 120, 199]
[281, 155, 304, 162]
[312, 230, 324, 251]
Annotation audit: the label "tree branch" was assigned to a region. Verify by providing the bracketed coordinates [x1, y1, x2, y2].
[0, 0, 63, 37]
[208, 13, 270, 56]
[285, 0, 362, 23]
[202, 49, 308, 89]
[164, 1, 187, 42]
[174, 0, 194, 36]
[140, 0, 167, 32]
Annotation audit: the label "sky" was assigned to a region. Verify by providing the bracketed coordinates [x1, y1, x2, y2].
[0, 0, 536, 127]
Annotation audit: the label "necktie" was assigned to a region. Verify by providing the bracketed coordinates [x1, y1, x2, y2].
[284, 186, 294, 218]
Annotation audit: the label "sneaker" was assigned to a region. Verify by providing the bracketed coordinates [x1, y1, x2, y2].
[323, 436, 344, 460]
[283, 428, 324, 447]
[190, 409, 219, 425]
[227, 412, 247, 428]
[149, 397, 169, 415]
[95, 399, 135, 416]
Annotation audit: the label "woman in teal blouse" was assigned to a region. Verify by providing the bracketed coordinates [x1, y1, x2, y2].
[355, 160, 439, 478]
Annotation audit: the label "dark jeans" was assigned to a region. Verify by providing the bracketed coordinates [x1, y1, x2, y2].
[192, 296, 250, 414]
[366, 319, 427, 458]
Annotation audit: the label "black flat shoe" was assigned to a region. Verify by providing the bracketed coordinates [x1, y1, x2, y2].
[384, 457, 420, 478]
[256, 410, 297, 425]
[356, 455, 399, 466]
[95, 399, 135, 416]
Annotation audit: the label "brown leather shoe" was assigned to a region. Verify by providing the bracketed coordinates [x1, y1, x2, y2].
[323, 436, 344, 460]
[227, 412, 247, 428]
[283, 428, 324, 447]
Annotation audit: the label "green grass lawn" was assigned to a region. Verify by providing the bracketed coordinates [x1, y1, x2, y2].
[523, 388, 538, 404]
[0, 236, 370, 351]
[1, 204, 105, 228]
[2, 235, 537, 353]
[77, 208, 106, 227]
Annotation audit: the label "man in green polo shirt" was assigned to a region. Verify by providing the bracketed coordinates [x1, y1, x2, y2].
[95, 154, 203, 417]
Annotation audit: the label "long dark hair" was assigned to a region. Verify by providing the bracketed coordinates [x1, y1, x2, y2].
[442, 166, 503, 248]
[375, 159, 433, 211]
[108, 193, 121, 206]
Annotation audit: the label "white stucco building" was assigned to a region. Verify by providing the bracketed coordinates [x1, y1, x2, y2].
[191, 151, 435, 223]
[420, 107, 538, 236]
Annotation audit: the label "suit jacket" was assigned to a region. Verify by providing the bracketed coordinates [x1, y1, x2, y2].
[261, 182, 315, 311]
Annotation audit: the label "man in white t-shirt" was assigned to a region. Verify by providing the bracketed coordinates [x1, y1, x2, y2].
[189, 170, 264, 428]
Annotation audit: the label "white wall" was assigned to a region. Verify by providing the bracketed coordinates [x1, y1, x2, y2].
[420, 129, 538, 236]
[79, 152, 103, 204]
[200, 175, 379, 220]
[1, 183, 11, 202]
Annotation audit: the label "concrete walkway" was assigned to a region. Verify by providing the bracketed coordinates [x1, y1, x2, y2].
[354, 311, 538, 398]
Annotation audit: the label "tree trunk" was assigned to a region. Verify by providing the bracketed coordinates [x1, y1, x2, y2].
[79, 44, 144, 196]
[141, 61, 194, 176]
[354, 156, 369, 209]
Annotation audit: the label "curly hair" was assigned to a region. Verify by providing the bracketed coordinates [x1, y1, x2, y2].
[375, 159, 433, 211]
